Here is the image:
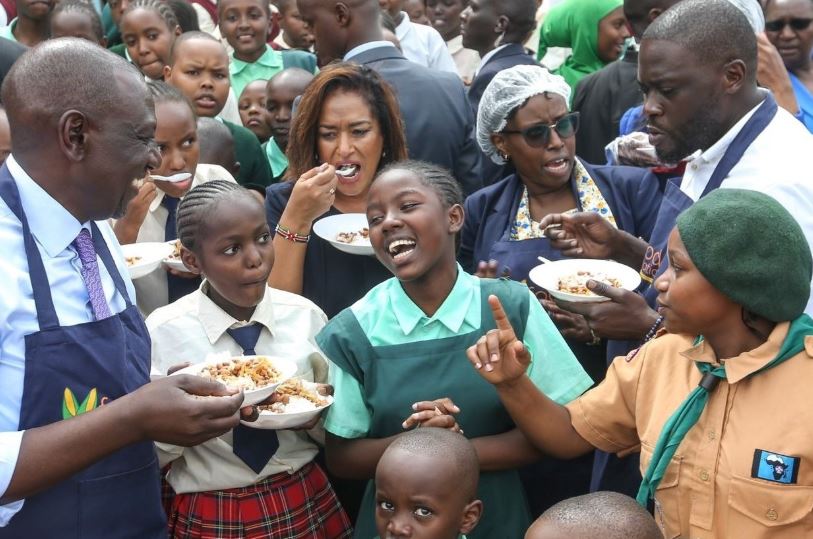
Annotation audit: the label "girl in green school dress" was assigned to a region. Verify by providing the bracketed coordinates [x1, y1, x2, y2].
[316, 161, 594, 539]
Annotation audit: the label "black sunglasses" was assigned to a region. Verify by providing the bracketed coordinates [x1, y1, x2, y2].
[765, 18, 813, 32]
[501, 112, 580, 147]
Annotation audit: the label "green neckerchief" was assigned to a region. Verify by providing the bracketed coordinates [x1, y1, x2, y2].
[537, 0, 622, 92]
[637, 314, 813, 506]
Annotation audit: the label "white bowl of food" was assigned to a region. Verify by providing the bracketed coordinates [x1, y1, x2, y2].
[173, 355, 298, 406]
[312, 213, 374, 256]
[163, 239, 194, 273]
[241, 379, 333, 430]
[528, 259, 641, 303]
[121, 242, 175, 280]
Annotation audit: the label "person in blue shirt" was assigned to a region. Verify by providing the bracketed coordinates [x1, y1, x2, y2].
[0, 39, 246, 536]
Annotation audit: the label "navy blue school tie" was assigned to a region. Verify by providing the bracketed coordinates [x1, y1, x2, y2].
[162, 195, 199, 302]
[226, 324, 280, 474]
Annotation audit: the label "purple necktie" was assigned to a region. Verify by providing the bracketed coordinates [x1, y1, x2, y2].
[72, 229, 113, 320]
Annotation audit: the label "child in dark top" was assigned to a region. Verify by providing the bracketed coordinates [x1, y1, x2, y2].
[264, 67, 314, 182]
[238, 79, 272, 143]
[525, 491, 661, 539]
[218, 0, 317, 98]
[165, 31, 273, 188]
[49, 0, 107, 45]
[374, 428, 483, 539]
[197, 117, 241, 181]
[120, 0, 182, 81]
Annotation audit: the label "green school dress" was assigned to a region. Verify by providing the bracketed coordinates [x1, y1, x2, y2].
[318, 270, 593, 539]
[262, 137, 288, 183]
[230, 45, 317, 99]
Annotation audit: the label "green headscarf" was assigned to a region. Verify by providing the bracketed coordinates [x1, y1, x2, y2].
[538, 0, 623, 93]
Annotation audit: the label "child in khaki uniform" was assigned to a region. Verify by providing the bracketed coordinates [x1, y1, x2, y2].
[470, 188, 813, 539]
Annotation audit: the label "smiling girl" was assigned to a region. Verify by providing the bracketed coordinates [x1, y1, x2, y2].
[265, 63, 408, 318]
[146, 181, 352, 538]
[468, 188, 813, 539]
[120, 0, 182, 81]
[316, 161, 592, 539]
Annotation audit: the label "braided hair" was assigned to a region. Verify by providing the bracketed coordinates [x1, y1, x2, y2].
[146, 80, 196, 118]
[176, 180, 255, 251]
[377, 160, 463, 210]
[51, 0, 105, 41]
[124, 0, 179, 32]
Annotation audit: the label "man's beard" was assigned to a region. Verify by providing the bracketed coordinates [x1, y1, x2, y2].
[655, 102, 726, 164]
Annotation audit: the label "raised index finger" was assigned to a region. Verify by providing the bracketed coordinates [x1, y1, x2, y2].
[487, 295, 516, 337]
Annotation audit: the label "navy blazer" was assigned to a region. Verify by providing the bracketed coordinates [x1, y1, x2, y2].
[459, 161, 664, 274]
[348, 45, 483, 195]
[467, 43, 539, 115]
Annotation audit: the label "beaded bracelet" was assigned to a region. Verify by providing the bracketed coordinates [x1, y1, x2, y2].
[275, 223, 310, 244]
[644, 315, 665, 342]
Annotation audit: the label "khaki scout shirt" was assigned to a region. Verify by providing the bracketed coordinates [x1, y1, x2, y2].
[566, 322, 813, 539]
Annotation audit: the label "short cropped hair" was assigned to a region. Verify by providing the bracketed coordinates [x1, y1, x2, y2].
[51, 0, 105, 40]
[642, 0, 757, 81]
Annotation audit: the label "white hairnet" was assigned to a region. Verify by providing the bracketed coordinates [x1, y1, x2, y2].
[725, 0, 765, 32]
[476, 65, 572, 165]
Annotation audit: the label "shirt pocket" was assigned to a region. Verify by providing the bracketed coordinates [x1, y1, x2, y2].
[728, 475, 813, 538]
[640, 442, 683, 539]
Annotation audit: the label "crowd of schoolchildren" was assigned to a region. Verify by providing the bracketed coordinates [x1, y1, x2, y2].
[2, 0, 813, 537]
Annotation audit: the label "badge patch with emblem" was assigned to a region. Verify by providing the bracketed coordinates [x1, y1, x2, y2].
[752, 449, 800, 484]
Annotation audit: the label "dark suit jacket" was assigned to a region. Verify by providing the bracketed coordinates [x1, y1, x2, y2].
[572, 49, 642, 165]
[467, 43, 539, 115]
[349, 45, 483, 195]
[0, 37, 25, 96]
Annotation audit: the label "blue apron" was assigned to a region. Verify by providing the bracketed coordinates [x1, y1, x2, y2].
[593, 94, 779, 496]
[0, 165, 167, 538]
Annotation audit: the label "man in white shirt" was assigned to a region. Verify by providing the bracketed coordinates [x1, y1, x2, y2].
[0, 39, 245, 535]
[379, 0, 457, 73]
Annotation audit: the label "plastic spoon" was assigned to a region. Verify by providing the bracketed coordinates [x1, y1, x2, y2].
[150, 172, 192, 183]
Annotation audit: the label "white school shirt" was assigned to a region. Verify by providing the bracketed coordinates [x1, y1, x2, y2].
[131, 164, 236, 316]
[394, 12, 457, 74]
[677, 95, 813, 315]
[146, 281, 331, 493]
[0, 156, 135, 526]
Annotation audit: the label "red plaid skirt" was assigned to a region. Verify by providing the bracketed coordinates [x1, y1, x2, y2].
[166, 462, 353, 538]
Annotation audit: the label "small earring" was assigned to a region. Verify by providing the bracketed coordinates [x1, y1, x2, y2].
[499, 151, 510, 161]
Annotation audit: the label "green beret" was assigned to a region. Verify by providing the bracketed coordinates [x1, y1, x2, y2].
[676, 189, 812, 322]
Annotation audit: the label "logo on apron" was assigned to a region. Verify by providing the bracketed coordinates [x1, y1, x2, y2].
[62, 387, 108, 419]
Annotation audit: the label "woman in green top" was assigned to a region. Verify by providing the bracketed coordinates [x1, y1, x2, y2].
[538, 0, 631, 94]
[317, 161, 593, 539]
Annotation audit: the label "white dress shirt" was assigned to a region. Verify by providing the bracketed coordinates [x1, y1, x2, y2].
[131, 164, 236, 316]
[394, 12, 457, 74]
[147, 282, 331, 493]
[473, 43, 510, 78]
[679, 97, 813, 314]
[0, 156, 135, 526]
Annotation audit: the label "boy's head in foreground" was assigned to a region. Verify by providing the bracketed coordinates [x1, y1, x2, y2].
[375, 428, 482, 539]
[526, 491, 662, 539]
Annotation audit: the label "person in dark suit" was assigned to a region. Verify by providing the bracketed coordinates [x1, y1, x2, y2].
[461, 0, 539, 115]
[0, 37, 25, 94]
[297, 0, 483, 195]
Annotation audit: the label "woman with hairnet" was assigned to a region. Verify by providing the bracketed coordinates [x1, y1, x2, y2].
[460, 65, 663, 514]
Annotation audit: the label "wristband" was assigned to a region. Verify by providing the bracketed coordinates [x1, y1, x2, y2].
[275, 223, 310, 244]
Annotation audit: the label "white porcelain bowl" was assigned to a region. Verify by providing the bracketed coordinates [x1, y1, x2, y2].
[312, 213, 374, 256]
[528, 259, 642, 303]
[121, 242, 175, 280]
[241, 381, 333, 430]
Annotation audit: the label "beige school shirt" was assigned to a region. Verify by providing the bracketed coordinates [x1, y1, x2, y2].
[133, 164, 235, 316]
[446, 35, 479, 86]
[146, 281, 330, 493]
[566, 322, 813, 538]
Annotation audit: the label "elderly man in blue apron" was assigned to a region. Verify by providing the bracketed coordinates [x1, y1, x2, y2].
[0, 39, 247, 537]
[538, 0, 813, 495]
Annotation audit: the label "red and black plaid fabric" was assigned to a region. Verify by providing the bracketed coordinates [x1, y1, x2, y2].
[161, 466, 176, 518]
[167, 462, 353, 538]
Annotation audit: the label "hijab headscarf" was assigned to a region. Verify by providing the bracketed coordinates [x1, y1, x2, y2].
[538, 0, 623, 92]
